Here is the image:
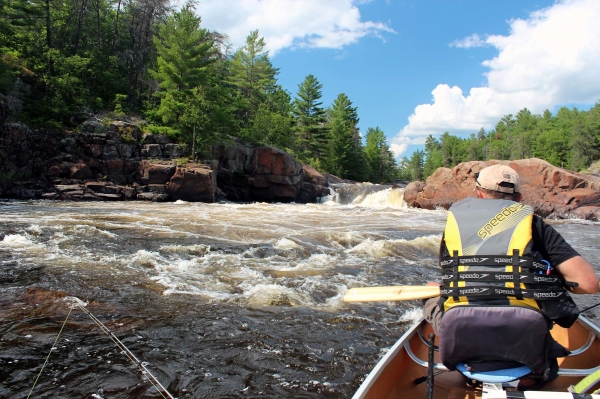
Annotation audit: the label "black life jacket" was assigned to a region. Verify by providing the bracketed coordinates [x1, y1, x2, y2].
[438, 197, 578, 326]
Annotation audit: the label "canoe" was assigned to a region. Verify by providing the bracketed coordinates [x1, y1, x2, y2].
[353, 316, 600, 399]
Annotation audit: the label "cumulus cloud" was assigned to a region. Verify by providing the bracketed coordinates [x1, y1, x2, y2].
[390, 143, 408, 159]
[194, 0, 395, 55]
[391, 0, 600, 157]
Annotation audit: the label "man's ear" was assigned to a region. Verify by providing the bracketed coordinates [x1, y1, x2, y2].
[475, 188, 485, 198]
[517, 193, 523, 202]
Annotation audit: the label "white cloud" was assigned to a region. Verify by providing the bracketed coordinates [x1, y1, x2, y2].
[390, 143, 408, 159]
[392, 0, 600, 156]
[450, 33, 487, 49]
[193, 0, 395, 55]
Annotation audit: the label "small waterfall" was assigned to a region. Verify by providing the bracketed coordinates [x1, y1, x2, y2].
[321, 183, 406, 208]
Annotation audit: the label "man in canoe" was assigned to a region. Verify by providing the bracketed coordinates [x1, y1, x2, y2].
[423, 164, 599, 386]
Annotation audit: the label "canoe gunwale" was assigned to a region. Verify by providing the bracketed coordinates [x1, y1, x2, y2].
[567, 330, 595, 356]
[558, 316, 600, 377]
[351, 319, 425, 399]
[417, 324, 439, 350]
[405, 330, 447, 371]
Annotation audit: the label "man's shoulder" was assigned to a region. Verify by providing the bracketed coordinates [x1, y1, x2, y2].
[531, 214, 550, 233]
[531, 214, 548, 239]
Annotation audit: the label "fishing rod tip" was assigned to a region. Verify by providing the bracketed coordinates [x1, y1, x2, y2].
[64, 296, 88, 309]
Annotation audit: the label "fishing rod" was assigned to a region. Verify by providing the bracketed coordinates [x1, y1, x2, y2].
[63, 296, 176, 399]
[579, 301, 600, 313]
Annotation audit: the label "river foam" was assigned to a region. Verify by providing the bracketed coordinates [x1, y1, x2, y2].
[0, 190, 447, 311]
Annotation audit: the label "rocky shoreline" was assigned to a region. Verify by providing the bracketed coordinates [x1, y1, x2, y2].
[1, 119, 330, 203]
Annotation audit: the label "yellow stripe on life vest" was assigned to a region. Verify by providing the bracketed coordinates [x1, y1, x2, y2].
[443, 212, 467, 311]
[508, 212, 533, 255]
[444, 211, 462, 257]
[506, 212, 538, 309]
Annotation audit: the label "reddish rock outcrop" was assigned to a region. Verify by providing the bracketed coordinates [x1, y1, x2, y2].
[303, 164, 327, 186]
[1, 113, 329, 203]
[215, 144, 328, 203]
[103, 159, 137, 185]
[69, 162, 93, 180]
[404, 159, 600, 220]
[138, 160, 176, 185]
[166, 164, 216, 202]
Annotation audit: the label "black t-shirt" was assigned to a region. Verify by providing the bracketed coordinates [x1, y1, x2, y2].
[531, 215, 580, 267]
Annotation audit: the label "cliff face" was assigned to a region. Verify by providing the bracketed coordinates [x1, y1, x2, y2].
[404, 159, 600, 220]
[214, 144, 328, 203]
[0, 117, 329, 203]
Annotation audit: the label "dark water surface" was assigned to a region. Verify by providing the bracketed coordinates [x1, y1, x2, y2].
[1, 191, 599, 398]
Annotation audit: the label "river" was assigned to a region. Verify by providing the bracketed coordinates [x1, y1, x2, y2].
[1, 184, 599, 398]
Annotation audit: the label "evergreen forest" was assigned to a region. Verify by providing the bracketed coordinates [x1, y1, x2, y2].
[399, 105, 600, 182]
[1, 0, 599, 184]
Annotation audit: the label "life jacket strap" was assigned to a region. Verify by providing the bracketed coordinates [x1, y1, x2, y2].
[441, 255, 549, 272]
[512, 249, 523, 300]
[452, 250, 460, 300]
[440, 286, 567, 300]
[441, 272, 561, 286]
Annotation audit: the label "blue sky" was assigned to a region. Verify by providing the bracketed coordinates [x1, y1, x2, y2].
[194, 0, 600, 159]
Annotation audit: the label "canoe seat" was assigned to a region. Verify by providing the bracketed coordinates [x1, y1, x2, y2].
[439, 306, 551, 376]
[456, 363, 531, 383]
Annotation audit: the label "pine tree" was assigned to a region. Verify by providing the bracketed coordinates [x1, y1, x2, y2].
[149, 2, 221, 147]
[364, 127, 388, 182]
[570, 121, 598, 171]
[397, 156, 411, 182]
[423, 134, 442, 178]
[228, 30, 278, 124]
[512, 108, 537, 159]
[409, 150, 424, 181]
[227, 30, 293, 146]
[588, 102, 600, 155]
[0, 0, 39, 93]
[327, 109, 352, 176]
[291, 74, 329, 164]
[466, 133, 479, 161]
[327, 93, 366, 180]
[348, 128, 369, 182]
[250, 86, 294, 149]
[119, 0, 171, 107]
[380, 143, 398, 182]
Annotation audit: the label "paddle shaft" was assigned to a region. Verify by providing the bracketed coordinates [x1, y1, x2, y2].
[343, 285, 440, 302]
[343, 282, 600, 303]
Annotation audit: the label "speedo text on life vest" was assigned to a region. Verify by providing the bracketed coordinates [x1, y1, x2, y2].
[477, 203, 526, 240]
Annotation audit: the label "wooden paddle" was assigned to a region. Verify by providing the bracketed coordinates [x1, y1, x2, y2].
[343, 285, 441, 302]
[344, 282, 600, 302]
